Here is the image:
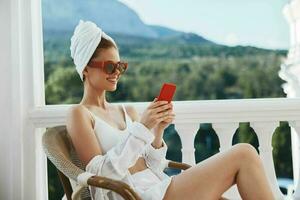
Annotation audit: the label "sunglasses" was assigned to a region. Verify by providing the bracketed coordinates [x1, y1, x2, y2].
[88, 60, 128, 75]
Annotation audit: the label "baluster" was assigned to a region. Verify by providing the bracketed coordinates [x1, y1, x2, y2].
[290, 121, 300, 200]
[174, 123, 199, 166]
[251, 122, 284, 200]
[212, 123, 238, 152]
[213, 122, 241, 199]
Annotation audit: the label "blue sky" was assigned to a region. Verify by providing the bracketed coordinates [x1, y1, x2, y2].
[119, 0, 290, 50]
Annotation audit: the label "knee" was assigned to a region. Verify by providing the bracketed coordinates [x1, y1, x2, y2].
[233, 143, 260, 163]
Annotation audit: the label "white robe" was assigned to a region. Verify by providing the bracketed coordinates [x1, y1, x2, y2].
[85, 121, 171, 200]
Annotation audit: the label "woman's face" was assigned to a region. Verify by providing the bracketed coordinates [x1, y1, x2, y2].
[83, 47, 121, 92]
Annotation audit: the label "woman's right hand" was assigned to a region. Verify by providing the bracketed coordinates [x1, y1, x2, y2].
[139, 98, 172, 130]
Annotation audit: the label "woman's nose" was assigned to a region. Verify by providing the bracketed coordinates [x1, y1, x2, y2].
[113, 67, 121, 76]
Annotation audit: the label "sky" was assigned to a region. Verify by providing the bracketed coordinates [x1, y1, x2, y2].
[119, 0, 291, 50]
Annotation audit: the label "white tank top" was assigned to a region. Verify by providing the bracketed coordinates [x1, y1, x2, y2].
[84, 104, 133, 154]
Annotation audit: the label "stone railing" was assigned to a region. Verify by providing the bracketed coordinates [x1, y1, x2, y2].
[29, 98, 300, 199]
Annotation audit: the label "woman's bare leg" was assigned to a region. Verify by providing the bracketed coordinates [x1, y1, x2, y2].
[163, 143, 274, 200]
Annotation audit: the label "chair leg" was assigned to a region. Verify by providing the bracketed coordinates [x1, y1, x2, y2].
[57, 169, 73, 200]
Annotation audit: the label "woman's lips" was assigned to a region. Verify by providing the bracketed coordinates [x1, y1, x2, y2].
[107, 78, 118, 84]
[107, 75, 119, 84]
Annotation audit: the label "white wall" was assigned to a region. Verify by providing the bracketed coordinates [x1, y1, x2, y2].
[0, 0, 46, 199]
[0, 0, 18, 199]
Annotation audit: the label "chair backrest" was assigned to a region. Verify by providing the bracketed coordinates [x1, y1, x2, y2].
[42, 125, 91, 199]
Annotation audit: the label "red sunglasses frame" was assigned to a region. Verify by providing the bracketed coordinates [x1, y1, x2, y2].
[88, 60, 128, 74]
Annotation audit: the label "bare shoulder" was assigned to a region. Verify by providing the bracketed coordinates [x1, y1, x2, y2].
[67, 104, 88, 122]
[67, 104, 82, 123]
[124, 105, 140, 122]
[66, 104, 93, 134]
[67, 104, 85, 116]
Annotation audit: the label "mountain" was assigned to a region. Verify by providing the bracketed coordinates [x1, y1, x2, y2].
[42, 0, 212, 44]
[43, 0, 157, 37]
[149, 25, 182, 38]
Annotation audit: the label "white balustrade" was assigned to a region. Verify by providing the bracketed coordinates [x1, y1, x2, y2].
[27, 98, 300, 199]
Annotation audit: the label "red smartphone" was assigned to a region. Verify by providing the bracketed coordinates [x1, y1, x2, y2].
[156, 83, 176, 103]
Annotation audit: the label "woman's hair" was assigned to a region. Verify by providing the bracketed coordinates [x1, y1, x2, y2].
[83, 37, 118, 81]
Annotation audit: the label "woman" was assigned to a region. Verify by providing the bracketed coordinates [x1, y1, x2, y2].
[66, 20, 275, 200]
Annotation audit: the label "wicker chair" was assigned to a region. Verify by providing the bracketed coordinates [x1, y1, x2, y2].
[42, 125, 192, 200]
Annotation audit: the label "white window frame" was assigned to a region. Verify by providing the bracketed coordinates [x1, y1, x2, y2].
[1, 0, 48, 199]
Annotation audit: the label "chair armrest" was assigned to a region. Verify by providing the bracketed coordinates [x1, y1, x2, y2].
[87, 175, 142, 200]
[77, 162, 190, 200]
[167, 160, 192, 170]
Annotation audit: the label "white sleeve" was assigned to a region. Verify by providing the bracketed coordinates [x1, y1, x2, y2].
[143, 138, 169, 171]
[83, 121, 154, 199]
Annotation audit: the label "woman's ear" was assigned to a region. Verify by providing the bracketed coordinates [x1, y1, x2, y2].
[82, 67, 88, 80]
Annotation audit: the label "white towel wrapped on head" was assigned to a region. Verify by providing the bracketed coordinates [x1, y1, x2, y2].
[70, 20, 117, 81]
